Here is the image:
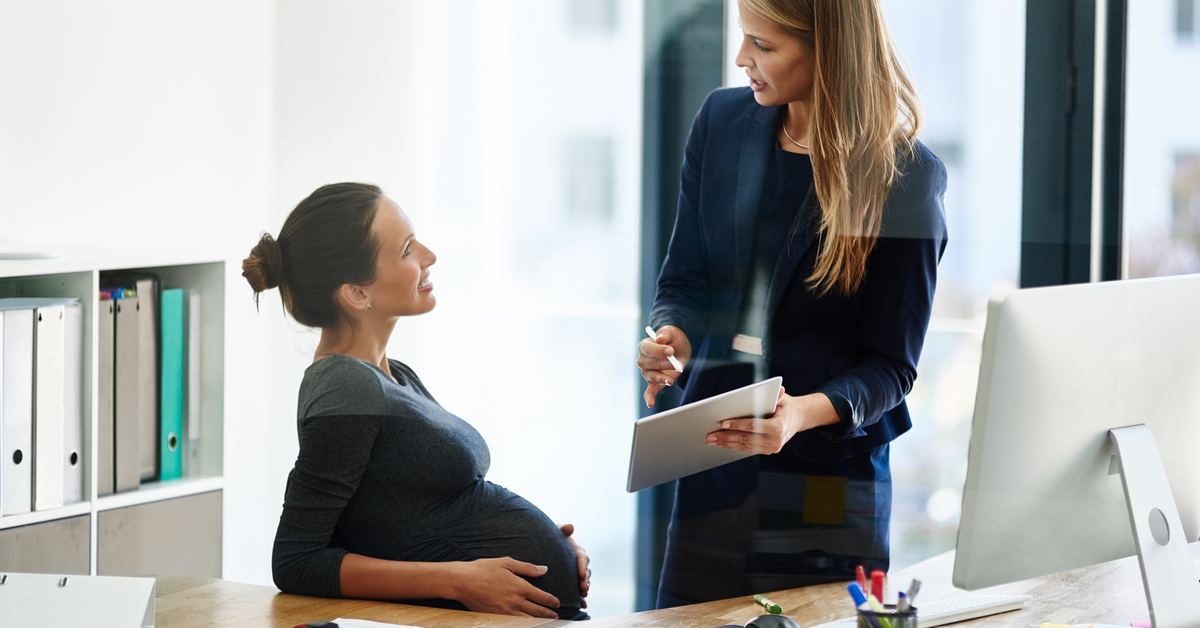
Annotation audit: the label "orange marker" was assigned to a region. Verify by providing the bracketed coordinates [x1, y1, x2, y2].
[871, 569, 885, 603]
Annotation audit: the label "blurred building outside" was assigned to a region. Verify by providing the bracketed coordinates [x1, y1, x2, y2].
[1125, 0, 1200, 279]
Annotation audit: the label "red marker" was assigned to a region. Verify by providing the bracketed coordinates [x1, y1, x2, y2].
[871, 569, 885, 603]
[856, 565, 867, 592]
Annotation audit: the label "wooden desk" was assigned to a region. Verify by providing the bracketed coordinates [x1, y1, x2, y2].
[155, 544, 1200, 628]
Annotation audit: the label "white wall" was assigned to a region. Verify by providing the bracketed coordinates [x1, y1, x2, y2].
[0, 0, 274, 247]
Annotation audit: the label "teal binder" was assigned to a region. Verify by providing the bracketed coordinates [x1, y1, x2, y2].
[159, 288, 185, 481]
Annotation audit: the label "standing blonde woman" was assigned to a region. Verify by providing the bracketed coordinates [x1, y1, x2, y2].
[637, 0, 947, 606]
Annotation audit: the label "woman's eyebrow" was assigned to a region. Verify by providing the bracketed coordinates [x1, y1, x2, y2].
[738, 18, 773, 44]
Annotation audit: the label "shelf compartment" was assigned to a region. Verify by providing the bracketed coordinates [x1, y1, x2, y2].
[0, 512, 90, 574]
[0, 271, 96, 517]
[95, 475, 224, 512]
[113, 261, 225, 481]
[1, 253, 225, 577]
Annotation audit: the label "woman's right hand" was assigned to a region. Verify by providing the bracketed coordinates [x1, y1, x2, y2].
[637, 325, 692, 408]
[449, 557, 561, 618]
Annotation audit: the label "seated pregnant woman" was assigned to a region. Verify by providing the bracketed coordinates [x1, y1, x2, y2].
[243, 183, 590, 619]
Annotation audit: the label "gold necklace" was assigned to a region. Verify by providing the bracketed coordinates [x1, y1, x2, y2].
[782, 123, 810, 150]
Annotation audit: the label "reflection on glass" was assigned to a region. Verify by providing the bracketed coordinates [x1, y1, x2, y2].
[387, 0, 642, 617]
[1178, 0, 1196, 41]
[571, 0, 618, 33]
[1125, 0, 1200, 279]
[878, 0, 1024, 570]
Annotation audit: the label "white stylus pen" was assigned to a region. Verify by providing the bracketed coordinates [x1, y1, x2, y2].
[645, 326, 684, 373]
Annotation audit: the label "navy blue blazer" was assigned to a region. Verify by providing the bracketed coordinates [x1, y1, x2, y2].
[649, 87, 948, 464]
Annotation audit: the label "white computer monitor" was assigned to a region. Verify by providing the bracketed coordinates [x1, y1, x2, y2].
[953, 274, 1200, 627]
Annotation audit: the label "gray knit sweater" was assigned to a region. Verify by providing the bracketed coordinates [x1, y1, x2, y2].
[271, 354, 581, 615]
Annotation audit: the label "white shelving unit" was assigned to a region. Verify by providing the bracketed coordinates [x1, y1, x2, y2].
[0, 250, 225, 576]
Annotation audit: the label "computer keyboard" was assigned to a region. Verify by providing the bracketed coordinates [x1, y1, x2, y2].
[810, 594, 1032, 628]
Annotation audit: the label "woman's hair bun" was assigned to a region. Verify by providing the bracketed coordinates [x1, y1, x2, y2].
[242, 232, 286, 300]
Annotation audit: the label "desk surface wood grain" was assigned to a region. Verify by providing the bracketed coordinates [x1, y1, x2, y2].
[155, 544, 1200, 628]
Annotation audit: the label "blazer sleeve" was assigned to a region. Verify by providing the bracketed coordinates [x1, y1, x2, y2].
[648, 92, 716, 347]
[271, 414, 380, 597]
[811, 152, 949, 441]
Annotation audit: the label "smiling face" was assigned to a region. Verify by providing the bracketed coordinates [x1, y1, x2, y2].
[363, 196, 436, 317]
[734, 0, 816, 107]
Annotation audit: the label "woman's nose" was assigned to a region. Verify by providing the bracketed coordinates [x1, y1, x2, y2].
[734, 37, 752, 68]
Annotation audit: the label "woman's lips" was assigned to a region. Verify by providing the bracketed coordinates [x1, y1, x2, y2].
[749, 77, 767, 92]
[418, 277, 433, 292]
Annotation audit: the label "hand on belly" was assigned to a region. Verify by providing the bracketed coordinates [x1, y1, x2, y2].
[448, 557, 561, 618]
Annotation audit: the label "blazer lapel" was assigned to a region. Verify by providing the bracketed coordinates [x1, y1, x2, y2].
[765, 183, 820, 322]
[732, 105, 781, 294]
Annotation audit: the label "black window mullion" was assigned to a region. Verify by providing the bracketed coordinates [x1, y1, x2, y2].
[1020, 0, 1095, 288]
[1020, 0, 1127, 287]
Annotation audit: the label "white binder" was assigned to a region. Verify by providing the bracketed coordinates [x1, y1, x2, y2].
[0, 572, 155, 628]
[34, 304, 65, 511]
[63, 303, 83, 504]
[98, 300, 115, 496]
[1, 308, 35, 516]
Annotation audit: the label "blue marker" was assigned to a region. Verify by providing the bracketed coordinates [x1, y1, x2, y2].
[847, 583, 885, 628]
[847, 582, 868, 607]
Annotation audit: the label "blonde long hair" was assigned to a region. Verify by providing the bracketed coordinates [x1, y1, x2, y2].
[743, 0, 922, 296]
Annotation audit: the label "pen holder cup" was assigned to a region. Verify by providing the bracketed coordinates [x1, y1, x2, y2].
[857, 604, 917, 628]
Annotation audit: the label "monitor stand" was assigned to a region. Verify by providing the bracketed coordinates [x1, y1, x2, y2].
[1101, 425, 1200, 628]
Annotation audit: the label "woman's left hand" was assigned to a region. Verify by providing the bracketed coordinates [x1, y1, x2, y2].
[707, 387, 840, 454]
[559, 523, 590, 608]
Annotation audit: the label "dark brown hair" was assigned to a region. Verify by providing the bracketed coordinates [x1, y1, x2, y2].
[242, 182, 383, 328]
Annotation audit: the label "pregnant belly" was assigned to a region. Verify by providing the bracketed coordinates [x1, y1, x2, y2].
[431, 480, 582, 611]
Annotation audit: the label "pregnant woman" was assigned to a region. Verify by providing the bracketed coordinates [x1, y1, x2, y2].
[243, 183, 589, 619]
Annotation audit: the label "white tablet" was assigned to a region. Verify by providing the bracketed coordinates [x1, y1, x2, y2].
[626, 377, 783, 493]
